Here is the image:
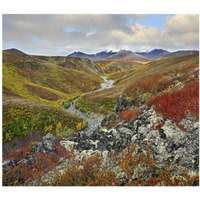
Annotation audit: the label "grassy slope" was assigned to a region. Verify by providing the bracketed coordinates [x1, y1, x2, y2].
[94, 60, 143, 74]
[2, 51, 104, 142]
[77, 54, 199, 114]
[3, 51, 103, 108]
[36, 55, 105, 74]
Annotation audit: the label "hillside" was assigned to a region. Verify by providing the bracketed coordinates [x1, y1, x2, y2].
[2, 49, 199, 187]
[106, 50, 150, 62]
[93, 60, 143, 74]
[3, 49, 104, 107]
[2, 49, 105, 151]
[75, 54, 199, 114]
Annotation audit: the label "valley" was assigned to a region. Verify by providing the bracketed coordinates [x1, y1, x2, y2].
[2, 48, 199, 186]
[65, 76, 114, 135]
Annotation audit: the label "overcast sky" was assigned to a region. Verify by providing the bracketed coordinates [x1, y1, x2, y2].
[3, 14, 199, 56]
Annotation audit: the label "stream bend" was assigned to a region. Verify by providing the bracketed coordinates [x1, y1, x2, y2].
[64, 76, 114, 135]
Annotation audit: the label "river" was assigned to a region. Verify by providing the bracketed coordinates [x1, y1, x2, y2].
[64, 76, 114, 135]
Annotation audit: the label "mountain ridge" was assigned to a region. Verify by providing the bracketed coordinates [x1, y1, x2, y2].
[68, 48, 199, 61]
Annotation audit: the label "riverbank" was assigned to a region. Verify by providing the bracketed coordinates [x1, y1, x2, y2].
[64, 76, 114, 135]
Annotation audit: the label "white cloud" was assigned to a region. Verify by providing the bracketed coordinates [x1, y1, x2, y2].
[85, 31, 95, 37]
[2, 14, 199, 55]
[165, 14, 199, 34]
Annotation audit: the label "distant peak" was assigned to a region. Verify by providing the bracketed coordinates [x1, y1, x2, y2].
[119, 50, 133, 53]
[3, 48, 26, 54]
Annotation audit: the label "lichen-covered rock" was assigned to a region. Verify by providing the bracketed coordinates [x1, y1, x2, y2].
[2, 159, 16, 170]
[32, 133, 60, 154]
[115, 96, 130, 113]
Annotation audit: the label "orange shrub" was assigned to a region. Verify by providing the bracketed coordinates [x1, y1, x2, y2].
[48, 153, 119, 186]
[119, 108, 140, 121]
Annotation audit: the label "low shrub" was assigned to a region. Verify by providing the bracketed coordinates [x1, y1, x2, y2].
[119, 108, 140, 121]
[48, 153, 119, 186]
[3, 105, 85, 142]
[3, 145, 72, 186]
[146, 81, 199, 130]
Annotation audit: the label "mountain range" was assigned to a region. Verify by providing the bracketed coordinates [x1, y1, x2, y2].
[68, 48, 199, 62]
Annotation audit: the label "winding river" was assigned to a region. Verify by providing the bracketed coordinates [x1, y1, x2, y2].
[65, 76, 114, 135]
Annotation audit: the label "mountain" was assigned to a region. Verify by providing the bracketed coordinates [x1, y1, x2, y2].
[68, 51, 90, 59]
[137, 49, 170, 59]
[106, 50, 150, 62]
[92, 51, 116, 60]
[161, 50, 199, 58]
[3, 48, 27, 55]
[68, 50, 117, 60]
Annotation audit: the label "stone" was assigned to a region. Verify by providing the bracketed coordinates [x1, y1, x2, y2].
[60, 140, 77, 150]
[32, 133, 60, 154]
[115, 96, 130, 113]
[2, 159, 15, 170]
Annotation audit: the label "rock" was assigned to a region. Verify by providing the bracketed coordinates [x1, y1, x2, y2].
[2, 159, 16, 170]
[32, 133, 60, 154]
[118, 127, 133, 137]
[60, 140, 77, 150]
[115, 96, 130, 113]
[138, 127, 148, 135]
[101, 112, 118, 127]
[131, 135, 137, 143]
[17, 159, 28, 165]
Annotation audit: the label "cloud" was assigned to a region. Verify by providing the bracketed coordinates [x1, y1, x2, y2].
[165, 14, 199, 34]
[85, 31, 96, 37]
[2, 14, 199, 55]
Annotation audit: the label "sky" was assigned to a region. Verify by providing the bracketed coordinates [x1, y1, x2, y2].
[2, 14, 199, 56]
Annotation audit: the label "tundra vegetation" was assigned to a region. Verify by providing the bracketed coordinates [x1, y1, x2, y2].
[2, 49, 199, 186]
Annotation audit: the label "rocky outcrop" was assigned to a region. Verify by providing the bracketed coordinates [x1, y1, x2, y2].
[69, 105, 199, 174]
[115, 96, 130, 113]
[32, 133, 60, 154]
[3, 98, 199, 185]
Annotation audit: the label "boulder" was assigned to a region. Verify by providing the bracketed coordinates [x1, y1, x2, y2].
[32, 133, 60, 154]
[115, 96, 130, 113]
[2, 159, 16, 170]
[60, 140, 77, 151]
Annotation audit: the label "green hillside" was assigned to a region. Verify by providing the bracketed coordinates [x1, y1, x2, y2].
[2, 50, 103, 143]
[3, 50, 103, 108]
[76, 54, 199, 114]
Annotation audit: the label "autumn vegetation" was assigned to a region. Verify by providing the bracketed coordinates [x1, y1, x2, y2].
[3, 143, 198, 186]
[3, 105, 87, 142]
[2, 49, 199, 186]
[147, 80, 199, 130]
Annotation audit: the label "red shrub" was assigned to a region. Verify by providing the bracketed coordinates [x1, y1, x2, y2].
[3, 144, 72, 186]
[3, 146, 32, 162]
[119, 108, 140, 121]
[152, 123, 164, 132]
[147, 81, 199, 130]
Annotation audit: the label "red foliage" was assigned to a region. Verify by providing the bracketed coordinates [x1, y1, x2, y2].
[119, 108, 140, 121]
[3, 147, 32, 162]
[3, 144, 72, 186]
[147, 81, 199, 130]
[124, 74, 162, 94]
[152, 123, 164, 132]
